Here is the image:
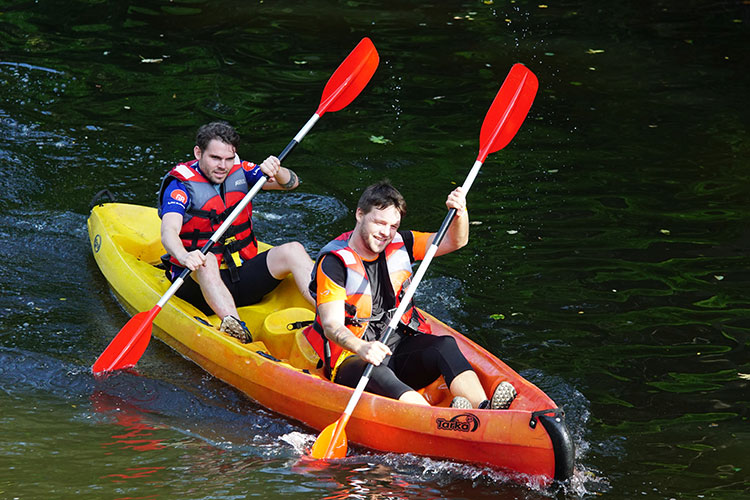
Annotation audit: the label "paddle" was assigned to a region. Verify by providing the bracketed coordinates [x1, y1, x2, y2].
[92, 37, 380, 374]
[309, 63, 539, 460]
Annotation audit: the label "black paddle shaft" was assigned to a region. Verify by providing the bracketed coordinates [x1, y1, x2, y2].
[362, 206, 458, 377]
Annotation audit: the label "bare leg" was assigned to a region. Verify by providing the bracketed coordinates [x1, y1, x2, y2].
[266, 242, 315, 306]
[398, 390, 431, 406]
[449, 370, 488, 408]
[193, 257, 239, 319]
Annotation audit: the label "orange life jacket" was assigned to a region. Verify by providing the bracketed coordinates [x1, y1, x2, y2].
[304, 231, 431, 378]
[158, 159, 258, 281]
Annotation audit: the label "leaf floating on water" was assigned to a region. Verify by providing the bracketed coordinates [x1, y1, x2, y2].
[677, 443, 714, 452]
[538, 4, 549, 8]
[586, 49, 605, 54]
[140, 57, 164, 64]
[369, 135, 391, 145]
[507, 229, 518, 234]
[714, 275, 724, 281]
[490, 313, 505, 320]
[570, 81, 583, 86]
[738, 373, 750, 381]
[293, 60, 308, 65]
[660, 229, 671, 235]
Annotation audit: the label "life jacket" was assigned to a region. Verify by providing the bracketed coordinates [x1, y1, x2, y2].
[303, 231, 431, 379]
[158, 159, 258, 281]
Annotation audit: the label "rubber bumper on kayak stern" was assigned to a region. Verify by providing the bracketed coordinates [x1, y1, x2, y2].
[533, 409, 575, 481]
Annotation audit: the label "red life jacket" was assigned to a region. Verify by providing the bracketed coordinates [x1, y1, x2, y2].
[303, 231, 431, 378]
[158, 159, 258, 281]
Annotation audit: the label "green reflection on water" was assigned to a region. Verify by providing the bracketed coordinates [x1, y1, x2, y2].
[647, 369, 739, 393]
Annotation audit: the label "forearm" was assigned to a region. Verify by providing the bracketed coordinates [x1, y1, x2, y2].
[277, 167, 299, 190]
[161, 218, 188, 262]
[160, 213, 201, 268]
[257, 155, 299, 190]
[324, 323, 365, 354]
[433, 208, 469, 256]
[444, 208, 469, 249]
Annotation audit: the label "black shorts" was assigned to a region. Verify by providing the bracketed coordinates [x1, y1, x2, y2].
[171, 251, 282, 317]
[333, 334, 473, 400]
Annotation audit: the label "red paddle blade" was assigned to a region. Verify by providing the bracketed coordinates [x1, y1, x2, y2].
[478, 63, 539, 162]
[92, 307, 159, 373]
[316, 37, 379, 115]
[310, 417, 349, 459]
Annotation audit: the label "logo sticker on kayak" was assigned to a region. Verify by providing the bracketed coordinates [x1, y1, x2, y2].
[93, 234, 101, 253]
[436, 413, 480, 433]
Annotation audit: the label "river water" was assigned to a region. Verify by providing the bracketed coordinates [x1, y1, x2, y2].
[1, 1, 748, 498]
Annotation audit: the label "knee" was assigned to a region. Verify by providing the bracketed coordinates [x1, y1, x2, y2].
[289, 241, 310, 259]
[277, 241, 309, 260]
[194, 257, 220, 281]
[433, 335, 460, 353]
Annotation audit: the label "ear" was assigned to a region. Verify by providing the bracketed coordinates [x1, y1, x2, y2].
[193, 145, 202, 160]
[355, 207, 364, 224]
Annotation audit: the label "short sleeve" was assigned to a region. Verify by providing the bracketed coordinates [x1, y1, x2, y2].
[315, 254, 348, 305]
[403, 230, 432, 262]
[161, 179, 190, 217]
[240, 160, 265, 185]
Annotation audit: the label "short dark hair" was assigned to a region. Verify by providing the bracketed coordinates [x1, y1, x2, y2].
[357, 180, 407, 216]
[195, 122, 240, 151]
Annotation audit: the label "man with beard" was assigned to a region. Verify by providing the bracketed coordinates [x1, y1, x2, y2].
[303, 180, 516, 409]
[159, 122, 314, 343]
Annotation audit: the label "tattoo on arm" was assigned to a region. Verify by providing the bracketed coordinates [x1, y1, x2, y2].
[330, 325, 358, 351]
[280, 169, 298, 189]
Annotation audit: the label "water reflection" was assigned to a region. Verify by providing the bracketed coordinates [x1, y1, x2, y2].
[91, 390, 167, 453]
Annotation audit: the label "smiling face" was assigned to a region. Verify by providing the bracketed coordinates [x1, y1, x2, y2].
[351, 204, 402, 259]
[194, 139, 236, 185]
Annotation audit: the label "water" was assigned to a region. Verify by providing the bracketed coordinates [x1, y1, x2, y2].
[1, 1, 748, 498]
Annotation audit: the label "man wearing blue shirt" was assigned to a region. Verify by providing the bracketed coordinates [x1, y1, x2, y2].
[158, 122, 313, 342]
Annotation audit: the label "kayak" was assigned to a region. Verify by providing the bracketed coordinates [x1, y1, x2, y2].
[88, 202, 575, 483]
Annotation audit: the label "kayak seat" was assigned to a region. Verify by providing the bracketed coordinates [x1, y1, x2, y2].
[418, 376, 452, 407]
[257, 308, 319, 371]
[289, 329, 324, 375]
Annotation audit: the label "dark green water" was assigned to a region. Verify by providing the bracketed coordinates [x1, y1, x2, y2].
[1, 1, 748, 498]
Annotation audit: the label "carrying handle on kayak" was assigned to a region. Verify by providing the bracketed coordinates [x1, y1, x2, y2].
[529, 407, 564, 429]
[310, 63, 539, 461]
[92, 38, 380, 374]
